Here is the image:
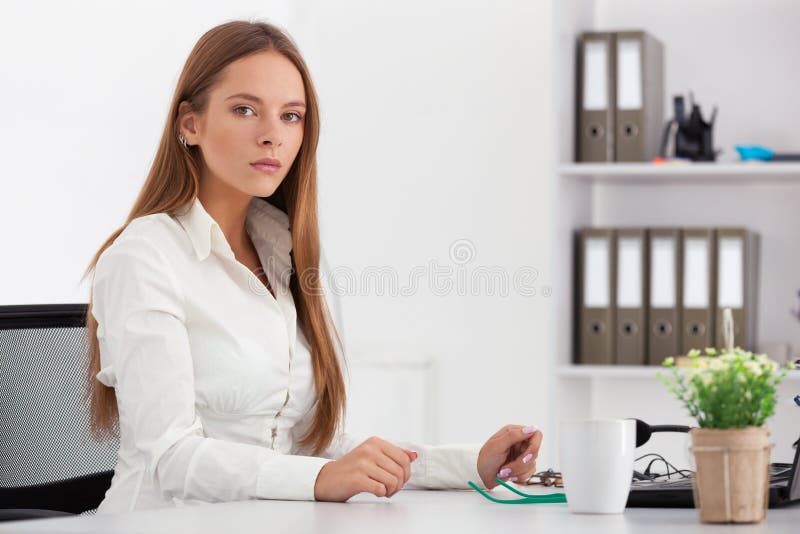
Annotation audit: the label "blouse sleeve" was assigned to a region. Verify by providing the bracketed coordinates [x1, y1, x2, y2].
[324, 432, 487, 491]
[91, 236, 331, 503]
[291, 405, 488, 491]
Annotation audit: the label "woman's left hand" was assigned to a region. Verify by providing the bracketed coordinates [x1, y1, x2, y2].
[476, 424, 542, 489]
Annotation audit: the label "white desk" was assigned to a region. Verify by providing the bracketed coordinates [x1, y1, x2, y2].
[1, 486, 797, 533]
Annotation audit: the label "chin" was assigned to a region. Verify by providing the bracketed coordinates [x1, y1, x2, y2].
[247, 176, 284, 198]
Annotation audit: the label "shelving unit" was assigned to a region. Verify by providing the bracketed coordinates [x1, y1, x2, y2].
[557, 364, 800, 381]
[559, 162, 800, 182]
[547, 0, 800, 470]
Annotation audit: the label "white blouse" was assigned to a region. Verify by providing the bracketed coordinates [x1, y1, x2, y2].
[90, 196, 484, 513]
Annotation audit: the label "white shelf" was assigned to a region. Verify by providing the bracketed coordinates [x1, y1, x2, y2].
[558, 162, 800, 182]
[558, 364, 800, 381]
[558, 365, 664, 378]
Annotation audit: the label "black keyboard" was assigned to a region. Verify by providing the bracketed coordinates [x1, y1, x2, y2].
[630, 462, 793, 491]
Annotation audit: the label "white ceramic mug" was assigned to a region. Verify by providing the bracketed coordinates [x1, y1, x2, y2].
[558, 418, 636, 514]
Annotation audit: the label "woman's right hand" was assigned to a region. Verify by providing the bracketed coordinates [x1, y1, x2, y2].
[313, 436, 418, 502]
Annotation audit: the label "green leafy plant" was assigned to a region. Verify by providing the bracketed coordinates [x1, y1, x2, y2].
[657, 347, 796, 429]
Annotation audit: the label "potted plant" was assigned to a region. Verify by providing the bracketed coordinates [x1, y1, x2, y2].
[658, 332, 795, 523]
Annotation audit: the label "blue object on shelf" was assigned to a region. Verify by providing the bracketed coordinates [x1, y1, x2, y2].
[735, 145, 774, 161]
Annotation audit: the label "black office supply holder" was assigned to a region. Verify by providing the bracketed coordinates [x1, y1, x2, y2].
[659, 92, 720, 162]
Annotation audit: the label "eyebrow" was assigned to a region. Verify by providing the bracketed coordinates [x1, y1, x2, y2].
[224, 92, 306, 108]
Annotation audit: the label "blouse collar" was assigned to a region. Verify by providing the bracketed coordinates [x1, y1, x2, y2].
[174, 197, 293, 283]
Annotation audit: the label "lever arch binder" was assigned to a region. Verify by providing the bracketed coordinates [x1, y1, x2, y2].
[714, 228, 760, 351]
[615, 228, 647, 365]
[647, 228, 681, 365]
[614, 31, 664, 162]
[577, 228, 616, 364]
[681, 228, 715, 354]
[577, 32, 616, 162]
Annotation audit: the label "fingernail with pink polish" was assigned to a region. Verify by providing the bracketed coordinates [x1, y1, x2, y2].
[523, 453, 533, 463]
[498, 468, 511, 478]
[522, 425, 538, 434]
[508, 476, 518, 482]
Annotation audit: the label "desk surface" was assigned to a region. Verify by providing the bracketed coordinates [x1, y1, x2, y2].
[1, 486, 797, 533]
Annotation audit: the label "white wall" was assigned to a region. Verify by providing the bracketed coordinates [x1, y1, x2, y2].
[3, 1, 559, 467]
[289, 0, 557, 458]
[0, 0, 289, 304]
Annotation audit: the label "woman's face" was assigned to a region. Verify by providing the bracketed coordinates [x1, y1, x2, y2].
[180, 50, 306, 198]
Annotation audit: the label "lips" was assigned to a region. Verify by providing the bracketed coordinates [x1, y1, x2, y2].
[250, 157, 282, 175]
[251, 157, 281, 168]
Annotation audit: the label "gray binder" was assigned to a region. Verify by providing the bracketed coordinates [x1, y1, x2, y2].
[714, 228, 760, 351]
[577, 32, 616, 162]
[614, 31, 664, 162]
[577, 228, 616, 364]
[615, 228, 647, 365]
[647, 228, 681, 365]
[681, 228, 715, 354]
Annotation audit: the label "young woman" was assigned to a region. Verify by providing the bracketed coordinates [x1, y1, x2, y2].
[83, 20, 542, 512]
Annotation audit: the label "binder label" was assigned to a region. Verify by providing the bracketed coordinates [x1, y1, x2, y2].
[583, 41, 609, 111]
[718, 237, 744, 308]
[651, 237, 677, 308]
[584, 237, 610, 307]
[617, 237, 643, 307]
[684, 237, 710, 308]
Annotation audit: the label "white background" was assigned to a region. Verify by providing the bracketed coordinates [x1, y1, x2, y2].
[0, 0, 555, 466]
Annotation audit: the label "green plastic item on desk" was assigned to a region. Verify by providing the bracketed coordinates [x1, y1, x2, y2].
[468, 477, 567, 504]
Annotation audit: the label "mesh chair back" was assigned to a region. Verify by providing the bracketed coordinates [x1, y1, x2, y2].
[0, 304, 118, 492]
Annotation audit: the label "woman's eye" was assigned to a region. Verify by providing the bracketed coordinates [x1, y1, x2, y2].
[233, 106, 302, 122]
[233, 106, 254, 116]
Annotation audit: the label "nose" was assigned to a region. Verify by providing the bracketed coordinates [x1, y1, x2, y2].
[257, 117, 283, 147]
[258, 135, 281, 147]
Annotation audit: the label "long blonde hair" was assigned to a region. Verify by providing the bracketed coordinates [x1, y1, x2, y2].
[81, 20, 346, 455]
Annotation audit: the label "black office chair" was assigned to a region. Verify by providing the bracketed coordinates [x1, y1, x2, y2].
[0, 304, 118, 521]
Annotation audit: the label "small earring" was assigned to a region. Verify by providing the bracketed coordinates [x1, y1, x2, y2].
[178, 133, 188, 148]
